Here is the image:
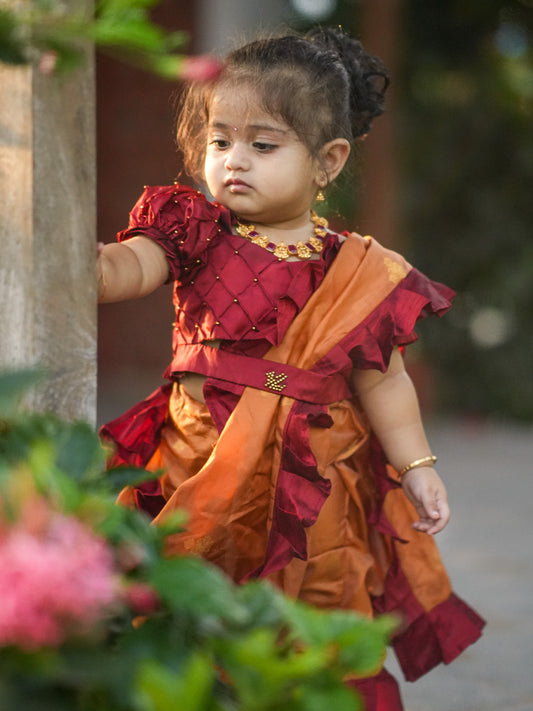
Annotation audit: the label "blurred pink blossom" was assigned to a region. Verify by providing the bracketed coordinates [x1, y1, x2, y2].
[38, 51, 58, 75]
[124, 582, 160, 615]
[180, 54, 222, 82]
[0, 505, 119, 650]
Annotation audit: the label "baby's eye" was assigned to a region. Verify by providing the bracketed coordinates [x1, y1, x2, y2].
[253, 142, 277, 152]
[209, 139, 230, 149]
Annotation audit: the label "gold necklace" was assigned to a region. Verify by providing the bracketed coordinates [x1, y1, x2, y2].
[235, 210, 329, 260]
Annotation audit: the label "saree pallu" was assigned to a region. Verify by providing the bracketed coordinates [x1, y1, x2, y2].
[103, 234, 484, 687]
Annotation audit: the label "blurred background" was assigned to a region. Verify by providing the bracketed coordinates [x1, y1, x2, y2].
[94, 2, 532, 709]
[97, 0, 533, 425]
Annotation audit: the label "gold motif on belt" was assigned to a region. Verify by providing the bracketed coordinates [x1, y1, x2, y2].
[265, 370, 288, 392]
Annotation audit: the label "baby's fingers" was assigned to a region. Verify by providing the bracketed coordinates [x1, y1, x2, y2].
[412, 516, 443, 535]
[413, 493, 450, 535]
[402, 467, 450, 535]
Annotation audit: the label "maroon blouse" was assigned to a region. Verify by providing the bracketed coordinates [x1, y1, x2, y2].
[117, 183, 341, 360]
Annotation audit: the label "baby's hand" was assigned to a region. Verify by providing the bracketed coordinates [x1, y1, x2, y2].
[401, 467, 450, 535]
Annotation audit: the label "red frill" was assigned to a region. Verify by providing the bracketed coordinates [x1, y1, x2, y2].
[100, 383, 172, 469]
[100, 385, 171, 516]
[248, 401, 334, 579]
[337, 267, 455, 372]
[347, 669, 404, 711]
[373, 561, 485, 681]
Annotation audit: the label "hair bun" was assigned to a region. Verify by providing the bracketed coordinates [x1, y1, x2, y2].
[306, 26, 390, 138]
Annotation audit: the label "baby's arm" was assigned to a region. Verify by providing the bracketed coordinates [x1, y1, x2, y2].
[351, 347, 450, 535]
[97, 236, 169, 303]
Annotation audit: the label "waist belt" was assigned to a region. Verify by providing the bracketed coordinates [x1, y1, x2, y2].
[165, 344, 352, 405]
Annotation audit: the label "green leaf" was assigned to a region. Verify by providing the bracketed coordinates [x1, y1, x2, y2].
[96, 0, 160, 14]
[234, 580, 289, 629]
[0, 369, 45, 415]
[295, 682, 363, 711]
[220, 627, 328, 685]
[54, 421, 105, 481]
[142, 53, 183, 80]
[94, 497, 155, 545]
[163, 31, 189, 52]
[28, 440, 84, 510]
[155, 509, 188, 535]
[281, 603, 396, 676]
[337, 616, 398, 674]
[41, 38, 86, 74]
[135, 654, 214, 711]
[89, 18, 167, 52]
[149, 557, 249, 626]
[0, 9, 27, 65]
[101, 465, 160, 492]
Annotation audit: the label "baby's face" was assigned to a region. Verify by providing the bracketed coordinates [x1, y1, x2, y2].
[204, 85, 320, 228]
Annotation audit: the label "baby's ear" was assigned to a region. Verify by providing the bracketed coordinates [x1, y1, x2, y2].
[317, 138, 351, 184]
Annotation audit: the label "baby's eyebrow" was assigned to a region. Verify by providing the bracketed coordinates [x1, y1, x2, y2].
[208, 122, 231, 130]
[248, 123, 288, 134]
[208, 121, 288, 135]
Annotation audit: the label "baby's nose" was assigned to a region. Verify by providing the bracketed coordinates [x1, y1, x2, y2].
[225, 143, 249, 170]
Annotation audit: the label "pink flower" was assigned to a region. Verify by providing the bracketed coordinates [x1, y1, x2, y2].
[179, 54, 222, 82]
[38, 51, 58, 75]
[0, 508, 119, 650]
[124, 583, 160, 615]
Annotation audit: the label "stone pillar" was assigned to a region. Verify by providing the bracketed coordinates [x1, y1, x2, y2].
[0, 53, 97, 423]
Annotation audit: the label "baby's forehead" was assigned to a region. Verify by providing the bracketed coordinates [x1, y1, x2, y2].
[207, 86, 289, 133]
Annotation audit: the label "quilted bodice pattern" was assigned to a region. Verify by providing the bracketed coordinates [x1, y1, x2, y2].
[117, 184, 340, 352]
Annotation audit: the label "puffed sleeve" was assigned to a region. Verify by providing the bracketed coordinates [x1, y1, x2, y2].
[116, 183, 230, 281]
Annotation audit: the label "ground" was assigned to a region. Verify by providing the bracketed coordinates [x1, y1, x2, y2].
[390, 418, 533, 711]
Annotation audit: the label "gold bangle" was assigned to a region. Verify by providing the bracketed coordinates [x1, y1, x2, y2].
[398, 455, 437, 478]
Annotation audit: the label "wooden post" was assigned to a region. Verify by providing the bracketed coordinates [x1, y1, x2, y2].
[358, 0, 403, 249]
[0, 48, 97, 423]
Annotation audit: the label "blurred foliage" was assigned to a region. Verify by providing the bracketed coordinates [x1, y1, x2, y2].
[0, 371, 395, 710]
[299, 0, 533, 420]
[0, 0, 192, 77]
[398, 0, 533, 420]
[5, 0, 530, 421]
